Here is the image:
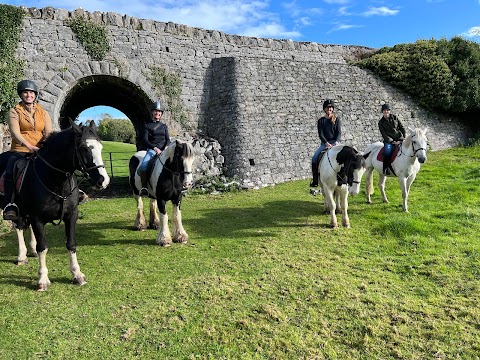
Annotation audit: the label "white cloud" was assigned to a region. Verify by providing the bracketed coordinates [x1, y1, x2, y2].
[338, 6, 351, 16]
[462, 26, 480, 38]
[241, 23, 301, 38]
[362, 6, 399, 16]
[327, 23, 364, 33]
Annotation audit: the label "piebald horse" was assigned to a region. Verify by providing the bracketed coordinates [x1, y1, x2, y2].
[318, 145, 368, 228]
[0, 121, 110, 290]
[364, 127, 428, 212]
[129, 140, 195, 246]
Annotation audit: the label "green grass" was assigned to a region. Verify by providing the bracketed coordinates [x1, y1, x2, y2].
[102, 140, 136, 178]
[0, 145, 479, 359]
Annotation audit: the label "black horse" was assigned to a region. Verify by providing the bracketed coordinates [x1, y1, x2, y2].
[0, 121, 110, 291]
[128, 140, 195, 246]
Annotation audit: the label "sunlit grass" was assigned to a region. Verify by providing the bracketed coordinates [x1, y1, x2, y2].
[0, 145, 479, 359]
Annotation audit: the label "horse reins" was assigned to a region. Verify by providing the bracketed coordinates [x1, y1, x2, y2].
[30, 133, 105, 225]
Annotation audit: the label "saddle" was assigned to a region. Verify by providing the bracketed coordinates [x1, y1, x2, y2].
[377, 144, 400, 176]
[0, 157, 31, 196]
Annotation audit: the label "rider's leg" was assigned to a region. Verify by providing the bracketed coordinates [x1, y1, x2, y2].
[137, 150, 155, 197]
[383, 143, 393, 175]
[3, 153, 24, 221]
[310, 144, 326, 187]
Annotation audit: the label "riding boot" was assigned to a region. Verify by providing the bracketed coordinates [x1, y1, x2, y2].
[3, 178, 19, 221]
[310, 162, 319, 187]
[139, 171, 149, 197]
[383, 156, 390, 175]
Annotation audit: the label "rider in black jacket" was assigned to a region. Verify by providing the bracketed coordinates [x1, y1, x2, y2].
[138, 101, 171, 196]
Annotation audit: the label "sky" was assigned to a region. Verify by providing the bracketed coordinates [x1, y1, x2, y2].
[3, 0, 480, 121]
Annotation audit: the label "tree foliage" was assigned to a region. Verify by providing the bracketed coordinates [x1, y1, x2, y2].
[97, 116, 135, 144]
[0, 5, 25, 123]
[355, 37, 480, 117]
[355, 37, 480, 125]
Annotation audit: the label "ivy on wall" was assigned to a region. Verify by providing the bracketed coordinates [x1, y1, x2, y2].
[66, 16, 111, 61]
[0, 5, 25, 124]
[148, 66, 190, 129]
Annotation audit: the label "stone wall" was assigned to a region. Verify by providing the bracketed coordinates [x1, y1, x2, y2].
[11, 6, 470, 187]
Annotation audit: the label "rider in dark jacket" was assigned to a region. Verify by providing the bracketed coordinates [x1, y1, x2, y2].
[378, 103, 406, 175]
[310, 99, 341, 187]
[138, 101, 171, 196]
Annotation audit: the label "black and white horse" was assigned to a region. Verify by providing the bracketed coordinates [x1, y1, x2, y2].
[0, 121, 110, 291]
[317, 145, 368, 228]
[129, 140, 195, 246]
[364, 127, 428, 212]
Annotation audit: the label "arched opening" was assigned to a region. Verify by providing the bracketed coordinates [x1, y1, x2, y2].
[78, 106, 128, 124]
[59, 75, 151, 149]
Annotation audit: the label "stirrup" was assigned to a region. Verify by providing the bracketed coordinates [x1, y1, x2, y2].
[3, 203, 19, 221]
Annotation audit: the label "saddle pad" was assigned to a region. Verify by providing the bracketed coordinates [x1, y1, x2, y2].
[376, 145, 400, 162]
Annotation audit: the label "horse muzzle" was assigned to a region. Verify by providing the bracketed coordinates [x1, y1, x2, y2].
[349, 184, 361, 196]
[92, 174, 110, 190]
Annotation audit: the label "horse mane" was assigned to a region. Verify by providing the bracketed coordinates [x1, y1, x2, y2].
[403, 128, 425, 149]
[38, 124, 100, 151]
[37, 128, 71, 150]
[164, 139, 194, 162]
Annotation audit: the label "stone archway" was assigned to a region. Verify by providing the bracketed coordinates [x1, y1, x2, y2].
[57, 74, 151, 150]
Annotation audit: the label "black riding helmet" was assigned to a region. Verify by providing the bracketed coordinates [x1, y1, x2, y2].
[150, 101, 165, 112]
[17, 79, 38, 96]
[323, 99, 334, 109]
[381, 103, 391, 112]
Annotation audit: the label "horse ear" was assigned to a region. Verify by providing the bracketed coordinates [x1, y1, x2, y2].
[363, 151, 371, 159]
[89, 120, 97, 132]
[70, 118, 82, 133]
[423, 127, 428, 134]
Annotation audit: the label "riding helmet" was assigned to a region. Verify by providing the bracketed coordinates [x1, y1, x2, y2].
[381, 103, 391, 112]
[17, 79, 38, 96]
[323, 99, 334, 109]
[150, 101, 165, 112]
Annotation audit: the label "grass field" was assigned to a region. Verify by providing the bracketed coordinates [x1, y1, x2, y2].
[0, 144, 479, 359]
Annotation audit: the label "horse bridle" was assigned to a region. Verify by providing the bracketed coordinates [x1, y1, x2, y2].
[31, 134, 105, 224]
[400, 135, 427, 158]
[157, 146, 192, 177]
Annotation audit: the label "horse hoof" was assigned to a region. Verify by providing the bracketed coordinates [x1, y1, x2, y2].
[73, 276, 87, 286]
[16, 259, 28, 266]
[37, 282, 50, 291]
[173, 234, 188, 244]
[329, 223, 338, 229]
[158, 242, 171, 247]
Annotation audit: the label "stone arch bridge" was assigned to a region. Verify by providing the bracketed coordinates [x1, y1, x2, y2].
[13, 6, 468, 187]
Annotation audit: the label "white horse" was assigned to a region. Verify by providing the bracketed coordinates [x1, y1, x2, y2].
[129, 140, 195, 246]
[364, 127, 428, 212]
[318, 145, 368, 228]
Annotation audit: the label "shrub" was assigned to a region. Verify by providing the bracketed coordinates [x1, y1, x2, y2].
[97, 118, 136, 144]
[355, 37, 480, 124]
[0, 5, 25, 124]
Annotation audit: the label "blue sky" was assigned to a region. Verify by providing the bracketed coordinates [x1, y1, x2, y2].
[4, 0, 479, 121]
